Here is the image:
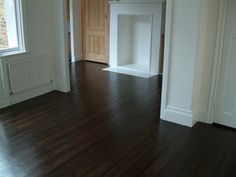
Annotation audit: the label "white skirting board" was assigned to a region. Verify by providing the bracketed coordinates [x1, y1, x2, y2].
[161, 106, 196, 127]
[11, 83, 52, 105]
[4, 55, 53, 107]
[103, 67, 156, 78]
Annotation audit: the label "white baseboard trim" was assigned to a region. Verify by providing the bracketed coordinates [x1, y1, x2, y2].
[11, 83, 52, 105]
[161, 106, 196, 127]
[72, 55, 83, 62]
[103, 67, 156, 78]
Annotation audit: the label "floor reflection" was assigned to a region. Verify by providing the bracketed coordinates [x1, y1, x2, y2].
[0, 123, 26, 177]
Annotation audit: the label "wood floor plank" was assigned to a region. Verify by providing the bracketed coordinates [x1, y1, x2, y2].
[0, 61, 235, 177]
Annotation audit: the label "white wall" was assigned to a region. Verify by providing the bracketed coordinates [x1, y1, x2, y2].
[131, 15, 151, 66]
[0, 0, 70, 108]
[161, 0, 220, 127]
[118, 15, 151, 67]
[161, 0, 201, 127]
[118, 16, 132, 65]
[194, 0, 220, 123]
[167, 0, 200, 111]
[0, 0, 55, 106]
[110, 3, 162, 75]
[52, 0, 70, 92]
[0, 64, 5, 108]
[0, 80, 6, 108]
[0, 60, 10, 108]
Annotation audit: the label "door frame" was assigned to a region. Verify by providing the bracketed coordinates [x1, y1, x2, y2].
[207, 0, 228, 124]
[58, 0, 83, 92]
[69, 0, 83, 62]
[55, 0, 70, 93]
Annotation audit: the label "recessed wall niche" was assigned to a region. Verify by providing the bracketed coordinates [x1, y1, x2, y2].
[118, 14, 152, 73]
[105, 0, 162, 78]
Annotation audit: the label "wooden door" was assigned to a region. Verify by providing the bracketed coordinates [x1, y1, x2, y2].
[82, 0, 109, 64]
[214, 0, 236, 128]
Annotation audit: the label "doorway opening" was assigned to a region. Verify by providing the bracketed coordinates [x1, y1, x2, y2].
[66, 0, 166, 72]
[66, 0, 83, 64]
[159, 0, 166, 74]
[64, 0, 167, 118]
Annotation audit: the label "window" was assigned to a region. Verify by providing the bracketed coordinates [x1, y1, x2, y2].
[0, 0, 25, 56]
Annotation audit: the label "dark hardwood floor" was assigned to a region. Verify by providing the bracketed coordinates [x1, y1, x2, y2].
[0, 61, 236, 177]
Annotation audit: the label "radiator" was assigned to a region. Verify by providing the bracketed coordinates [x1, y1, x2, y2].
[8, 56, 51, 94]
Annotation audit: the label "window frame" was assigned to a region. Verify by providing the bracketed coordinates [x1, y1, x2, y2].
[0, 0, 26, 57]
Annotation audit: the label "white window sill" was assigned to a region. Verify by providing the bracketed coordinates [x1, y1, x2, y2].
[0, 50, 29, 58]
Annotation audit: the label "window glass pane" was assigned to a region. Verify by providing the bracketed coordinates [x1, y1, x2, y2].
[0, 0, 18, 50]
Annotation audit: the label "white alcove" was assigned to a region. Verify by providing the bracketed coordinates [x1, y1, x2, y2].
[118, 14, 152, 73]
[104, 0, 162, 78]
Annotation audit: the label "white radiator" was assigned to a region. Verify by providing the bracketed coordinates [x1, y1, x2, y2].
[8, 56, 51, 94]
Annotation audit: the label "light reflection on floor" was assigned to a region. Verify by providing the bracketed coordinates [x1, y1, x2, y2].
[0, 123, 26, 177]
